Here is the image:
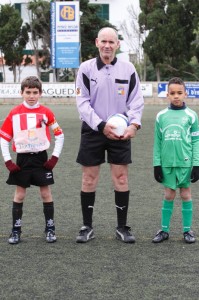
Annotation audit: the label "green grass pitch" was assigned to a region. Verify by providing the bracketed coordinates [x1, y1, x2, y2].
[0, 104, 199, 299]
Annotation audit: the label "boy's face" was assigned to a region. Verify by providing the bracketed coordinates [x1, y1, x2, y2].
[167, 83, 187, 107]
[21, 87, 41, 106]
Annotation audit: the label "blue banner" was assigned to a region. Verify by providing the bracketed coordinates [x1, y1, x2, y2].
[51, 1, 80, 69]
[158, 82, 199, 98]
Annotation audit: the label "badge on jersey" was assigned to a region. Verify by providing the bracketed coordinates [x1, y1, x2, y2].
[117, 86, 125, 95]
[191, 131, 199, 137]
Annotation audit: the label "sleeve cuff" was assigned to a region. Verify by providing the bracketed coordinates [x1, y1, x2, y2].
[97, 121, 106, 132]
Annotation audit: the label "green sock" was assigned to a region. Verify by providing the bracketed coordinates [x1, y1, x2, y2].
[161, 199, 174, 232]
[182, 200, 193, 233]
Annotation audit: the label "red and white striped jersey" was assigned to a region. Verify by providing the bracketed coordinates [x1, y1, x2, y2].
[0, 103, 64, 155]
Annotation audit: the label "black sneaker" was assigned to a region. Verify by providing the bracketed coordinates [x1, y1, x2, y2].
[116, 226, 135, 243]
[76, 226, 95, 243]
[8, 231, 21, 244]
[152, 230, 169, 243]
[45, 230, 57, 243]
[183, 230, 196, 244]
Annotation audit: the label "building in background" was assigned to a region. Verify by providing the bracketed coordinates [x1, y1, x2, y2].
[89, 0, 140, 61]
[0, 0, 141, 82]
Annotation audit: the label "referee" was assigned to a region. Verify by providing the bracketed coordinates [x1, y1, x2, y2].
[75, 27, 144, 243]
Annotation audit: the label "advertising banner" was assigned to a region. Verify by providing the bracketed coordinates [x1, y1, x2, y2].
[51, 1, 80, 68]
[158, 82, 199, 98]
[0, 83, 76, 98]
[141, 83, 153, 97]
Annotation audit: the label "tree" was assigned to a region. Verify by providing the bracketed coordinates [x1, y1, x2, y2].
[139, 0, 199, 80]
[194, 26, 199, 63]
[0, 4, 30, 82]
[27, 0, 51, 77]
[80, 0, 117, 61]
[120, 4, 146, 80]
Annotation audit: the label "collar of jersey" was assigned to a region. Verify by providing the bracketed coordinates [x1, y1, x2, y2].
[96, 56, 117, 70]
[23, 100, 40, 109]
[169, 102, 186, 110]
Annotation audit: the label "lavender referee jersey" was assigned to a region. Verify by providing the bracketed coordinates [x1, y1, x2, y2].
[76, 57, 144, 131]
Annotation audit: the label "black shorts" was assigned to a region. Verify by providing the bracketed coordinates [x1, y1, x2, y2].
[76, 122, 132, 166]
[6, 150, 54, 188]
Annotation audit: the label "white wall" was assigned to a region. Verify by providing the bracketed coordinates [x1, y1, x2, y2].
[89, 0, 140, 60]
[1, 0, 30, 4]
[89, 0, 140, 28]
[0, 66, 37, 83]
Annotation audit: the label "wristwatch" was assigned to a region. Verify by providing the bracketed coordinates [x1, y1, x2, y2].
[131, 123, 140, 130]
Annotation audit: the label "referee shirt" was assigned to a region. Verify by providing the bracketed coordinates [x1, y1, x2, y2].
[76, 56, 144, 131]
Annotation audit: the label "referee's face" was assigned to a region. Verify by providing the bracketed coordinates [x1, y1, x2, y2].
[96, 28, 120, 64]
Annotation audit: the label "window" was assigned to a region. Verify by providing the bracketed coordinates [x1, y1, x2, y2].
[14, 3, 21, 14]
[96, 4, 109, 21]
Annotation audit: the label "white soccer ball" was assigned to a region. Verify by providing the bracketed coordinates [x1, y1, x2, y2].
[107, 113, 129, 136]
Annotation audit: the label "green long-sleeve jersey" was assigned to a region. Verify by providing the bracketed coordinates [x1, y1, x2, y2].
[153, 105, 199, 167]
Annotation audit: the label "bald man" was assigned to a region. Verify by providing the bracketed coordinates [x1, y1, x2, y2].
[75, 27, 144, 243]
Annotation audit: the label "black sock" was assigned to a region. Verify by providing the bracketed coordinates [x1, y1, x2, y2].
[43, 202, 55, 231]
[115, 190, 129, 227]
[81, 191, 95, 228]
[12, 202, 23, 233]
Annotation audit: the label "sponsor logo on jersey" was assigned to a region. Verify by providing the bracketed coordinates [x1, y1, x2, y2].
[165, 130, 182, 140]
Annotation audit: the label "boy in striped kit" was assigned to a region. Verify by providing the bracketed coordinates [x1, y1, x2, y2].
[0, 76, 64, 244]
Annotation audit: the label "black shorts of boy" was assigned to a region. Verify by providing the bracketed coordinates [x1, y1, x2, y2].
[76, 122, 132, 166]
[6, 150, 54, 188]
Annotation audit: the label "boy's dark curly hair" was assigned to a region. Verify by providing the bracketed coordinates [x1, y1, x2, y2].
[168, 77, 185, 89]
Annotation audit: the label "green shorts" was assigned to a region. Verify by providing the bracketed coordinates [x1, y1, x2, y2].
[162, 167, 191, 190]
